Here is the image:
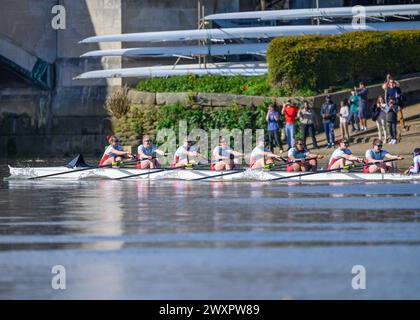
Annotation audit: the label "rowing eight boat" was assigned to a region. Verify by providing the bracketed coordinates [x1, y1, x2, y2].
[7, 166, 420, 182]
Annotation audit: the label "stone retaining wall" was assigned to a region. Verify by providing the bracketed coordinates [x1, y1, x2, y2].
[128, 90, 296, 108]
[129, 75, 420, 132]
[130, 76, 420, 110]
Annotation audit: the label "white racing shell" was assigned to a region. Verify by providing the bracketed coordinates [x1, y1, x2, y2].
[7, 166, 420, 183]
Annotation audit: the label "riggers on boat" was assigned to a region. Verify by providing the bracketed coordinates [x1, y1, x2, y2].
[7, 165, 420, 182]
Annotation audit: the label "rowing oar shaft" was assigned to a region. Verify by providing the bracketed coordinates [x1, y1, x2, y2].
[268, 158, 400, 182]
[191, 169, 246, 181]
[116, 160, 235, 181]
[115, 165, 187, 180]
[190, 156, 319, 181]
[28, 158, 139, 180]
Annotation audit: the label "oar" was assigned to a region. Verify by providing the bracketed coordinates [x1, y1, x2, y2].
[190, 168, 247, 181]
[115, 165, 187, 180]
[189, 155, 290, 181]
[116, 153, 217, 180]
[119, 149, 211, 179]
[29, 157, 139, 180]
[120, 158, 243, 181]
[267, 158, 401, 182]
[190, 157, 297, 181]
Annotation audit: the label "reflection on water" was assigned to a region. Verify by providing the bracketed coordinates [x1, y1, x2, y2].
[1, 161, 420, 299]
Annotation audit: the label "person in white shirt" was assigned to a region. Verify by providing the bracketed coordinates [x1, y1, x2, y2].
[212, 137, 244, 171]
[338, 99, 350, 140]
[250, 138, 284, 169]
[137, 135, 166, 169]
[372, 96, 389, 142]
[327, 139, 363, 170]
[364, 139, 403, 173]
[99, 135, 133, 166]
[172, 138, 201, 168]
[404, 148, 420, 175]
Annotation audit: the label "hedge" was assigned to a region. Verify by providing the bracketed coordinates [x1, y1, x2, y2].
[267, 30, 420, 92]
[136, 74, 289, 96]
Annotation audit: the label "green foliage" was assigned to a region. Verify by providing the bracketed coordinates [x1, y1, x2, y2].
[136, 74, 292, 96]
[113, 101, 292, 144]
[267, 30, 420, 92]
[155, 102, 269, 132]
[112, 99, 310, 152]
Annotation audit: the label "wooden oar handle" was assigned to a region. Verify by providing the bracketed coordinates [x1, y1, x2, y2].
[370, 158, 403, 165]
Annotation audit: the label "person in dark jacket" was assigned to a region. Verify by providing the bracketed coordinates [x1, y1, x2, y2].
[320, 95, 337, 148]
[266, 103, 283, 152]
[387, 98, 398, 144]
[386, 79, 408, 134]
[386, 79, 402, 104]
[356, 82, 368, 131]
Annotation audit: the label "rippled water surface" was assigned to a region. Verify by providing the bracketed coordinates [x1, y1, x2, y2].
[1, 160, 420, 299]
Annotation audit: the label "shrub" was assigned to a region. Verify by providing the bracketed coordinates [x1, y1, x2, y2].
[267, 30, 420, 92]
[105, 85, 131, 119]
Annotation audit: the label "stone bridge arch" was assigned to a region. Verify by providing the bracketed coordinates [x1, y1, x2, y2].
[0, 33, 54, 90]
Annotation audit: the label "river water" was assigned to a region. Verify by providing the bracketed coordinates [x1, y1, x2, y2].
[0, 159, 420, 299]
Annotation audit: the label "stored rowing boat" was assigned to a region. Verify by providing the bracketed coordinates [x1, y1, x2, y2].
[7, 166, 420, 182]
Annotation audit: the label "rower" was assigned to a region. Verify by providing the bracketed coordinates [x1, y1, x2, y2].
[327, 139, 363, 170]
[287, 139, 324, 172]
[212, 137, 244, 171]
[99, 135, 133, 166]
[404, 148, 420, 175]
[364, 138, 403, 173]
[250, 138, 284, 169]
[172, 138, 201, 168]
[137, 135, 166, 169]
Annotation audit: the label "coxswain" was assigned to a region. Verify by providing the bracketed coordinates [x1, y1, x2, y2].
[404, 148, 420, 175]
[249, 138, 284, 169]
[137, 135, 166, 169]
[327, 139, 363, 170]
[172, 138, 201, 168]
[99, 135, 133, 166]
[212, 137, 244, 171]
[287, 139, 324, 172]
[364, 138, 403, 173]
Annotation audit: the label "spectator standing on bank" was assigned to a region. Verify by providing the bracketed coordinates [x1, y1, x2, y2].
[281, 100, 299, 149]
[266, 103, 283, 152]
[386, 79, 408, 135]
[385, 79, 402, 104]
[320, 95, 337, 148]
[382, 74, 400, 93]
[349, 90, 360, 132]
[356, 82, 368, 131]
[387, 98, 398, 144]
[371, 96, 388, 142]
[298, 101, 318, 149]
[338, 99, 350, 140]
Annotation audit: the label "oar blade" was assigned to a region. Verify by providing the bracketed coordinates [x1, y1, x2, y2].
[66, 154, 92, 168]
